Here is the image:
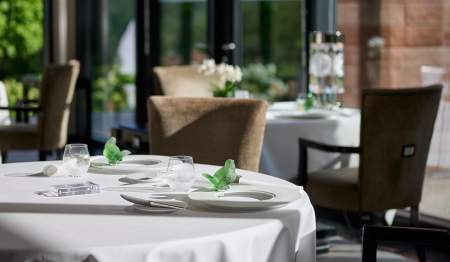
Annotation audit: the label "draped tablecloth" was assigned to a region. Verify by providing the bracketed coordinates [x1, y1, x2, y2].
[0, 160, 316, 262]
[260, 103, 361, 181]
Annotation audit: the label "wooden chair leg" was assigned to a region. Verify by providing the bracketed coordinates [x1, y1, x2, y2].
[411, 205, 427, 262]
[39, 150, 47, 161]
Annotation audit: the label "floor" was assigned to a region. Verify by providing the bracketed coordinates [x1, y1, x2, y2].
[421, 171, 450, 220]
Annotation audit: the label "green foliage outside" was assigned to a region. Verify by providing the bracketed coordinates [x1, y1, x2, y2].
[0, 0, 43, 78]
[0, 0, 43, 108]
[3, 78, 39, 105]
[241, 63, 289, 101]
[93, 65, 134, 112]
[242, 0, 303, 82]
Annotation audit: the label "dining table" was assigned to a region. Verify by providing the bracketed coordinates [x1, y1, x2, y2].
[0, 157, 316, 262]
[260, 102, 361, 181]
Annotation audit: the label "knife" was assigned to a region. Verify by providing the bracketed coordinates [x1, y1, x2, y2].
[120, 194, 186, 210]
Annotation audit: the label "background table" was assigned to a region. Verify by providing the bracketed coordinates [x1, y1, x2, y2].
[260, 103, 361, 181]
[0, 160, 316, 262]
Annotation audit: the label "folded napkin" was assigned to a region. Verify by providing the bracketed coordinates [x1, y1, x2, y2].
[42, 164, 64, 177]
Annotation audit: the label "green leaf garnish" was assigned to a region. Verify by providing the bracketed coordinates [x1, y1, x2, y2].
[102, 137, 131, 165]
[202, 159, 236, 191]
[304, 93, 315, 111]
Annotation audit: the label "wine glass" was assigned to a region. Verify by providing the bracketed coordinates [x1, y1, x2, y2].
[166, 156, 196, 192]
[63, 144, 91, 177]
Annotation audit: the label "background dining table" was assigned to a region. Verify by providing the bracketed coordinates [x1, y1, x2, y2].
[260, 102, 361, 181]
[0, 158, 316, 262]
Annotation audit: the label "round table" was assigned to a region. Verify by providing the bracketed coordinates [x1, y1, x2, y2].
[0, 159, 316, 262]
[261, 102, 361, 180]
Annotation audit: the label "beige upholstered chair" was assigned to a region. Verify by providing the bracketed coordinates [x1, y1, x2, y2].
[153, 65, 218, 97]
[148, 96, 268, 171]
[296, 85, 442, 223]
[0, 60, 80, 161]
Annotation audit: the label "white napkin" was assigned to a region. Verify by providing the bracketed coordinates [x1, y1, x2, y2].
[42, 164, 64, 177]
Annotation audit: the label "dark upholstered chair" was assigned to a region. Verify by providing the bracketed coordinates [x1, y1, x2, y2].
[148, 96, 268, 171]
[362, 225, 450, 262]
[296, 85, 442, 223]
[153, 65, 218, 97]
[0, 60, 80, 161]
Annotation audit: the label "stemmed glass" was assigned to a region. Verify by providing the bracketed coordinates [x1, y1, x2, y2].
[166, 156, 196, 192]
[63, 144, 91, 177]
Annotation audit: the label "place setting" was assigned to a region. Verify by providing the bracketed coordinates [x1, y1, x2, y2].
[13, 137, 304, 216]
[114, 155, 304, 214]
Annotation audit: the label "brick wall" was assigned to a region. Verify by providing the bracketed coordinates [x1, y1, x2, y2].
[337, 0, 448, 107]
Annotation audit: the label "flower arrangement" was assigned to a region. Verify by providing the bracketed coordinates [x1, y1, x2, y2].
[198, 59, 242, 97]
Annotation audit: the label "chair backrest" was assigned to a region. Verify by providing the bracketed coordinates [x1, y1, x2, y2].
[148, 96, 268, 171]
[153, 65, 218, 97]
[38, 60, 80, 150]
[359, 85, 442, 211]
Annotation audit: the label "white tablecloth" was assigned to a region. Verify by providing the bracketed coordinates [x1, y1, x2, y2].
[260, 103, 361, 180]
[0, 160, 316, 262]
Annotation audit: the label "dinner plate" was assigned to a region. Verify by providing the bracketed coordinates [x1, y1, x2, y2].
[188, 184, 302, 211]
[89, 155, 168, 176]
[276, 110, 329, 119]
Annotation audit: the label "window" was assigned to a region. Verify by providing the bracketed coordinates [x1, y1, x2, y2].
[0, 0, 43, 121]
[90, 0, 136, 141]
[241, 0, 305, 101]
[160, 0, 207, 66]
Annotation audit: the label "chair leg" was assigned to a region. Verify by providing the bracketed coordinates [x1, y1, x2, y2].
[411, 205, 427, 262]
[56, 148, 64, 160]
[410, 205, 420, 226]
[1, 151, 7, 163]
[39, 150, 47, 161]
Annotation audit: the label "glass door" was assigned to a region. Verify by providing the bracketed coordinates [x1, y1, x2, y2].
[87, 0, 136, 141]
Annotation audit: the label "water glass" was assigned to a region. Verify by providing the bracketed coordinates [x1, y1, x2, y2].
[166, 156, 196, 192]
[63, 144, 91, 177]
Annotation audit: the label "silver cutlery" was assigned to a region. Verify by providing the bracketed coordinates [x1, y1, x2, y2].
[120, 194, 186, 209]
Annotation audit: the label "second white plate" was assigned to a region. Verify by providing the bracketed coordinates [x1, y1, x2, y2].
[89, 155, 168, 176]
[188, 184, 302, 211]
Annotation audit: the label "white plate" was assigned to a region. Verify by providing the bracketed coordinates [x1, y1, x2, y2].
[188, 184, 302, 211]
[276, 110, 329, 119]
[89, 155, 168, 176]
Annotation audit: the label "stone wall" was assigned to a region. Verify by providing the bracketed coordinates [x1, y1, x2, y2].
[337, 0, 449, 107]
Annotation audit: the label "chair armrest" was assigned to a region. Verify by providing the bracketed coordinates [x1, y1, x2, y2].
[295, 138, 360, 186]
[299, 138, 360, 154]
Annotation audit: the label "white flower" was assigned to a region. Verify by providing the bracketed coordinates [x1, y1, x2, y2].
[198, 59, 216, 75]
[233, 67, 242, 82]
[198, 59, 242, 88]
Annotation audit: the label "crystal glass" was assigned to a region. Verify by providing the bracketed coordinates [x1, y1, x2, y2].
[63, 144, 91, 177]
[166, 156, 196, 192]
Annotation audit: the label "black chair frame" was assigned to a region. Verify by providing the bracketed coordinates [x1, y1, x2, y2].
[362, 225, 450, 262]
